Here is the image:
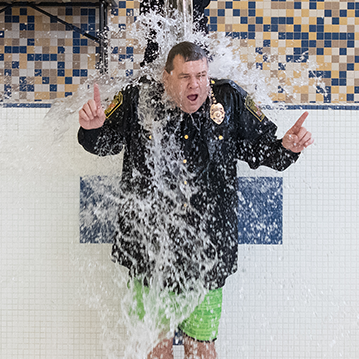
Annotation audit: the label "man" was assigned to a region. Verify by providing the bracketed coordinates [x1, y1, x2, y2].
[78, 42, 313, 358]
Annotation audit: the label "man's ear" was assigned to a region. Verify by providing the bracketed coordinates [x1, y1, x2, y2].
[162, 70, 170, 88]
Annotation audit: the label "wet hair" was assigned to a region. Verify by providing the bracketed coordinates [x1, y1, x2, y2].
[165, 41, 208, 73]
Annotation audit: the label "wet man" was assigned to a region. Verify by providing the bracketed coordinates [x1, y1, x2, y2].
[78, 42, 313, 358]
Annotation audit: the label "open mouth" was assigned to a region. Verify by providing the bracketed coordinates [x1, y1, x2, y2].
[187, 94, 198, 102]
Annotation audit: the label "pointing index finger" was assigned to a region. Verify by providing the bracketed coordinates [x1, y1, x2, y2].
[93, 83, 101, 107]
[291, 111, 309, 131]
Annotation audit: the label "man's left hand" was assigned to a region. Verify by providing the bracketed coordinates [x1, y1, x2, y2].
[282, 111, 314, 153]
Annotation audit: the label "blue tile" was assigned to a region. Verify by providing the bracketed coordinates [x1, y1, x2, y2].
[81, 70, 88, 77]
[218, 9, 225, 16]
[50, 54, 57, 61]
[20, 23, 27, 31]
[238, 177, 283, 245]
[4, 69, 12, 76]
[286, 17, 294, 24]
[347, 2, 354, 10]
[332, 17, 339, 25]
[271, 17, 278, 24]
[50, 85, 57, 92]
[332, 78, 339, 86]
[263, 40, 270, 47]
[35, 54, 42, 61]
[278, 63, 286, 70]
[340, 48, 347, 55]
[324, 9, 331, 17]
[73, 69, 80, 76]
[339, 71, 346, 79]
[20, 8, 27, 15]
[347, 64, 354, 71]
[42, 77, 49, 84]
[278, 32, 286, 40]
[355, 56, 359, 63]
[240, 17, 248, 24]
[340, 10, 347, 17]
[225, 1, 232, 8]
[233, 9, 240, 17]
[324, 40, 332, 47]
[27, 84, 34, 92]
[256, 16, 263, 24]
[12, 61, 19, 69]
[58, 46, 65, 54]
[294, 2, 301, 9]
[65, 7, 73, 16]
[347, 94, 354, 102]
[65, 77, 72, 84]
[126, 9, 134, 16]
[248, 9, 255, 16]
[43, 54, 49, 61]
[65, 92, 73, 97]
[347, 41, 355, 48]
[20, 46, 27, 54]
[57, 70, 65, 77]
[309, 40, 316, 47]
[27, 54, 34, 61]
[73, 47, 80, 54]
[339, 79, 346, 86]
[34, 69, 42, 77]
[81, 8, 88, 16]
[0, 54, 4, 61]
[0, 31, 4, 38]
[248, 24, 255, 32]
[119, 1, 126, 8]
[248, 1, 256, 8]
[355, 86, 359, 94]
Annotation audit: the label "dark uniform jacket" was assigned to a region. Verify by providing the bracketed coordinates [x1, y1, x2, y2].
[78, 78, 299, 292]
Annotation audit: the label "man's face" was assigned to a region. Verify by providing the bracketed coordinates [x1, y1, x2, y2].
[163, 55, 209, 114]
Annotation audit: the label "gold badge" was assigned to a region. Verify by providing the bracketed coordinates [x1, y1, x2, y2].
[105, 91, 123, 118]
[210, 87, 225, 125]
[210, 103, 225, 124]
[245, 96, 265, 122]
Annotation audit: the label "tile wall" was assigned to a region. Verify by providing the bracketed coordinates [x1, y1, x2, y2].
[1, 0, 359, 103]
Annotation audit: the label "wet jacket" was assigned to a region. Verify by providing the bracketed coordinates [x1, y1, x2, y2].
[78, 78, 299, 291]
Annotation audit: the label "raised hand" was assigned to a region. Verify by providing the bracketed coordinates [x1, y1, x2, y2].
[79, 84, 106, 130]
[282, 111, 314, 153]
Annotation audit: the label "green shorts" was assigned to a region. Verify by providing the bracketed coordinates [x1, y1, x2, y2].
[130, 279, 223, 342]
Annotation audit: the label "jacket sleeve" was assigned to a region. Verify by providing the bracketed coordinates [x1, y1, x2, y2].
[78, 89, 129, 156]
[229, 83, 300, 171]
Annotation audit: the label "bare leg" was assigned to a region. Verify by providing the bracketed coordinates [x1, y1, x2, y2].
[147, 337, 174, 359]
[183, 335, 217, 359]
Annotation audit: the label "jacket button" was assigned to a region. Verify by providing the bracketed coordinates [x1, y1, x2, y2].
[184, 135, 188, 139]
[218, 135, 223, 140]
[184, 181, 187, 185]
[183, 159, 187, 164]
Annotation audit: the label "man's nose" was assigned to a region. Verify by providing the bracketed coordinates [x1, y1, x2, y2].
[188, 76, 199, 88]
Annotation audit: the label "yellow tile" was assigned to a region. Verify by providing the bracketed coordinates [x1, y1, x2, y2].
[317, 2, 324, 10]
[293, 40, 301, 47]
[27, 46, 35, 54]
[293, 71, 302, 79]
[256, 9, 263, 16]
[34, 77, 42, 85]
[347, 86, 354, 94]
[324, 48, 332, 55]
[271, 40, 278, 47]
[309, 17, 317, 25]
[294, 17, 302, 24]
[217, 24, 225, 32]
[255, 54, 262, 62]
[286, 25, 293, 32]
[301, 9, 309, 17]
[19, 54, 27, 68]
[240, 54, 248, 62]
[301, 24, 309, 32]
[263, 32, 271, 40]
[316, 94, 323, 102]
[239, 24, 248, 32]
[232, 24, 240, 31]
[316, 55, 324, 64]
[126, 1, 134, 8]
[118, 9, 126, 16]
[355, 64, 359, 71]
[277, 93, 286, 102]
[339, 94, 346, 102]
[309, 32, 316, 40]
[262, 63, 270, 70]
[65, 69, 72, 77]
[286, 40, 294, 47]
[286, 9, 294, 17]
[340, 18, 347, 25]
[331, 86, 339, 94]
[278, 47, 286, 55]
[248, 40, 256, 47]
[332, 71, 339, 78]
[263, 17, 271, 25]
[58, 78, 65, 85]
[347, 10, 355, 17]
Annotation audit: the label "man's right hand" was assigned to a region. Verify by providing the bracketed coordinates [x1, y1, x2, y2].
[79, 84, 106, 130]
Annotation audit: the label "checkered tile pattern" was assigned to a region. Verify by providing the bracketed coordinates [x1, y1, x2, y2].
[0, 0, 358, 103]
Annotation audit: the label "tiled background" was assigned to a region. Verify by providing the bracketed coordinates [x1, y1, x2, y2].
[1, 0, 359, 103]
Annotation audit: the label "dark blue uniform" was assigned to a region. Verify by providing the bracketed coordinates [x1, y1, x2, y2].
[78, 79, 299, 292]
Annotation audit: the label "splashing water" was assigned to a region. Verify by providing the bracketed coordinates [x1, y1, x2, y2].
[30, 9, 325, 359]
